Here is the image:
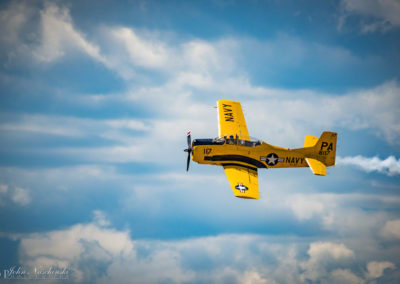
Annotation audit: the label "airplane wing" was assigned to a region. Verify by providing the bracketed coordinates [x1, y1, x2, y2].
[217, 100, 250, 140]
[223, 164, 259, 199]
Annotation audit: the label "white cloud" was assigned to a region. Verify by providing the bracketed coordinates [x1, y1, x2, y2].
[0, 114, 148, 145]
[286, 194, 325, 221]
[34, 3, 105, 63]
[300, 242, 355, 282]
[330, 269, 363, 284]
[340, 0, 400, 33]
[366, 261, 395, 279]
[0, 1, 31, 46]
[0, 183, 8, 194]
[108, 27, 170, 69]
[381, 219, 400, 239]
[92, 210, 111, 227]
[11, 186, 31, 206]
[20, 222, 133, 282]
[4, 4, 399, 149]
[0, 183, 32, 206]
[91, 80, 400, 155]
[337, 155, 400, 176]
[19, 222, 395, 284]
[307, 242, 355, 261]
[99, 26, 238, 81]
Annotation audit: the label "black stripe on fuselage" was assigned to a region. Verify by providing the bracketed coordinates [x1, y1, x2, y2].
[204, 155, 267, 169]
[221, 163, 258, 172]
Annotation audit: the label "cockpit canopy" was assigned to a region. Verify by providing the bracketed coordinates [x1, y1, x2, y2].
[214, 135, 262, 147]
[192, 135, 262, 147]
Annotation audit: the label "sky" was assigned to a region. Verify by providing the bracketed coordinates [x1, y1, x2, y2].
[0, 0, 399, 283]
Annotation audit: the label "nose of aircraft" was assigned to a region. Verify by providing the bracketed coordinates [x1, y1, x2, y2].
[184, 131, 192, 171]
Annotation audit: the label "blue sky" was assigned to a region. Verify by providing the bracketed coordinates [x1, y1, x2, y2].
[0, 0, 400, 283]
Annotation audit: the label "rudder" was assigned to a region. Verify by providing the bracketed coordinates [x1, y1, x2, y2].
[313, 131, 337, 166]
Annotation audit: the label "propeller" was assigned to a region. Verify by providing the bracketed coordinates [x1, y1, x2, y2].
[184, 131, 192, 171]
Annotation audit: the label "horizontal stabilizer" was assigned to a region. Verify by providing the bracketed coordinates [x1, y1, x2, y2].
[304, 135, 318, 147]
[306, 158, 326, 176]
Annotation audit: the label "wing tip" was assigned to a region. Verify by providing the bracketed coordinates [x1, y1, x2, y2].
[235, 195, 259, 199]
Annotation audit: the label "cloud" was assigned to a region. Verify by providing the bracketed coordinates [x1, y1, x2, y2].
[99, 27, 238, 81]
[0, 114, 148, 146]
[0, 183, 8, 194]
[286, 194, 325, 221]
[92, 210, 111, 227]
[3, 4, 398, 150]
[337, 155, 400, 176]
[0, 183, 31, 206]
[0, 1, 31, 46]
[306, 242, 355, 261]
[330, 269, 363, 284]
[0, 1, 107, 66]
[34, 3, 105, 63]
[10, 186, 31, 206]
[16, 214, 191, 283]
[300, 242, 355, 282]
[381, 219, 400, 239]
[107, 27, 170, 69]
[78, 80, 400, 156]
[242, 81, 400, 146]
[4, 81, 398, 169]
[340, 0, 400, 33]
[366, 261, 396, 279]
[16, 218, 398, 284]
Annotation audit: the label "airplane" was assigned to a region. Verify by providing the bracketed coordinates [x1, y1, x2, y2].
[184, 100, 337, 199]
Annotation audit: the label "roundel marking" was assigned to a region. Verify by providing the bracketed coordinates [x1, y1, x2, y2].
[266, 153, 279, 166]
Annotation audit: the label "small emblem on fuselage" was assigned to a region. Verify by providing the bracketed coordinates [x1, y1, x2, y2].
[235, 183, 248, 193]
[262, 153, 284, 166]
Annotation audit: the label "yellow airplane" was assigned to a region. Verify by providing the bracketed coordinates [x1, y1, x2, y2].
[184, 100, 337, 199]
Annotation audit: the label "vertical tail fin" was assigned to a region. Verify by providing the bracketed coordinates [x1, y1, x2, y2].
[303, 132, 337, 175]
[305, 132, 337, 166]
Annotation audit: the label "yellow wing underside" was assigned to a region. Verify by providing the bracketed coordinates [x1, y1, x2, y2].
[217, 100, 250, 140]
[218, 100, 258, 198]
[223, 165, 259, 199]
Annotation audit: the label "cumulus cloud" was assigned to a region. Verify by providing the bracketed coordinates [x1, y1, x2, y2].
[17, 220, 397, 284]
[337, 155, 400, 176]
[340, 0, 400, 33]
[99, 26, 238, 82]
[381, 219, 400, 239]
[3, 4, 399, 148]
[286, 194, 325, 221]
[34, 3, 105, 63]
[107, 27, 170, 69]
[0, 1, 109, 66]
[306, 242, 355, 263]
[300, 242, 355, 282]
[0, 184, 31, 206]
[366, 261, 396, 279]
[330, 269, 363, 284]
[11, 186, 31, 206]
[19, 220, 134, 282]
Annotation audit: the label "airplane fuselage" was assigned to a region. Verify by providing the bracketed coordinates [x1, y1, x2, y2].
[191, 138, 312, 170]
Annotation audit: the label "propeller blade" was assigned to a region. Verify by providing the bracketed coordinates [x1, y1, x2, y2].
[186, 151, 191, 171]
[187, 131, 191, 149]
[185, 131, 192, 171]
